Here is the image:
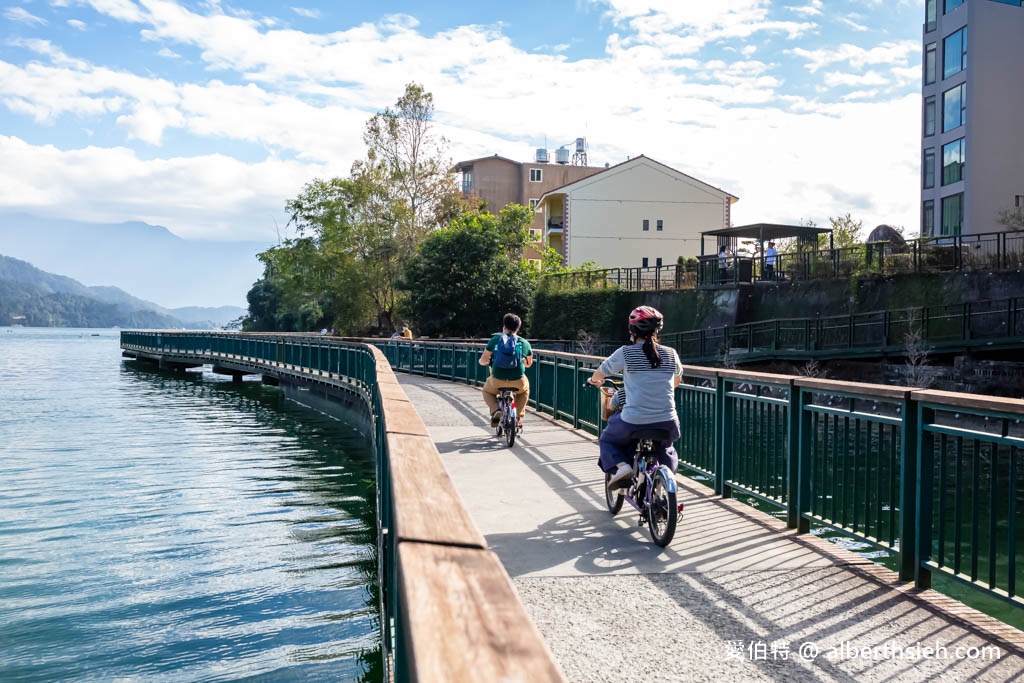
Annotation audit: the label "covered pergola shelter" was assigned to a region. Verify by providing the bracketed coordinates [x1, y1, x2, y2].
[698, 223, 834, 286]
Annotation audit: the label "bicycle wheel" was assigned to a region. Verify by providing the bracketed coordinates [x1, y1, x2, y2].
[646, 468, 678, 547]
[505, 408, 517, 447]
[604, 473, 624, 514]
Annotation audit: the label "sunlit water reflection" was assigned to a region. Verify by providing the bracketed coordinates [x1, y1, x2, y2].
[0, 328, 380, 681]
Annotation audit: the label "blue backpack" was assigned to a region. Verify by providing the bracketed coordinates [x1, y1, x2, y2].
[492, 334, 522, 370]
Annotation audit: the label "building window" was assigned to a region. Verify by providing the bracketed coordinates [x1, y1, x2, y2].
[528, 198, 539, 210]
[529, 229, 541, 242]
[529, 168, 542, 182]
[642, 257, 649, 268]
[656, 257, 663, 268]
[941, 138, 965, 185]
[924, 148, 936, 189]
[924, 96, 936, 137]
[656, 219, 663, 231]
[942, 83, 966, 132]
[943, 28, 966, 79]
[923, 200, 935, 237]
[460, 172, 472, 194]
[1017, 195, 1024, 208]
[925, 0, 937, 32]
[642, 219, 650, 231]
[925, 43, 936, 85]
[944, 0, 964, 13]
[941, 193, 963, 235]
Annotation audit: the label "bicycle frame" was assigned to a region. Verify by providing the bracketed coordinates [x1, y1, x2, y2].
[496, 388, 518, 446]
[621, 440, 677, 515]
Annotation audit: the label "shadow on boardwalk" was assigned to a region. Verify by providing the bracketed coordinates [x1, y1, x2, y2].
[400, 374, 1024, 682]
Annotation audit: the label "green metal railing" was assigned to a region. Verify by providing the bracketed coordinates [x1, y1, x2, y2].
[377, 338, 1024, 611]
[120, 331, 1024, 616]
[662, 296, 1024, 364]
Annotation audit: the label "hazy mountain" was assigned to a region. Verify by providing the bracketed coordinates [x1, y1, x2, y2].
[0, 254, 231, 329]
[0, 212, 272, 308]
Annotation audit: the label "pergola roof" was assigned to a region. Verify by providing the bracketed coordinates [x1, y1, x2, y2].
[701, 223, 833, 241]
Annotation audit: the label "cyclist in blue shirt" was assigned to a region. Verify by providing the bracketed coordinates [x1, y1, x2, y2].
[478, 313, 534, 429]
[588, 306, 682, 488]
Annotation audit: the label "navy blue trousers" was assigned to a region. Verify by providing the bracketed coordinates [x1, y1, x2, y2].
[598, 412, 680, 474]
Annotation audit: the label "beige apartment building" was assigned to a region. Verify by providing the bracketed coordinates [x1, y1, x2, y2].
[454, 152, 606, 263]
[535, 155, 738, 268]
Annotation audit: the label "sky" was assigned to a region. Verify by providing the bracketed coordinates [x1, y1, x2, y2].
[0, 0, 925, 245]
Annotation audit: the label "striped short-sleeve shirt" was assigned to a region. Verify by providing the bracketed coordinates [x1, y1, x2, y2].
[599, 342, 682, 424]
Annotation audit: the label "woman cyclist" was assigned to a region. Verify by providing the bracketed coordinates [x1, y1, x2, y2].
[588, 306, 683, 489]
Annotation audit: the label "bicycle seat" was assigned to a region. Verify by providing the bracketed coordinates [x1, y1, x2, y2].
[496, 388, 516, 395]
[630, 429, 671, 442]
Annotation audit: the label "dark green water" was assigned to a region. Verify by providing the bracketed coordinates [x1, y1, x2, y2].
[0, 328, 381, 681]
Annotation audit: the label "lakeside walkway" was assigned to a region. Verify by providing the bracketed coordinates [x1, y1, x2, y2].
[399, 373, 1024, 683]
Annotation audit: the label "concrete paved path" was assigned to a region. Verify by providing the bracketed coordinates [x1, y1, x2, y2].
[399, 374, 1024, 682]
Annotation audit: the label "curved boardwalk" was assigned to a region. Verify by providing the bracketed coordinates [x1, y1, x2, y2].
[399, 373, 1024, 683]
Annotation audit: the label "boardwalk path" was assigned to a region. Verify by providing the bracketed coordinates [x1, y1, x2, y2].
[398, 374, 1024, 682]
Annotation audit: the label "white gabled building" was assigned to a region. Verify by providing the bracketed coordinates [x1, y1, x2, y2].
[534, 155, 738, 268]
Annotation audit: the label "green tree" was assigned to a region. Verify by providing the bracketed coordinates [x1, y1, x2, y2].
[823, 213, 863, 249]
[251, 177, 373, 333]
[401, 205, 537, 336]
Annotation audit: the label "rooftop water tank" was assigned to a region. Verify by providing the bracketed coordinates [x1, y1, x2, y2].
[555, 147, 570, 165]
[575, 137, 586, 153]
[535, 148, 548, 163]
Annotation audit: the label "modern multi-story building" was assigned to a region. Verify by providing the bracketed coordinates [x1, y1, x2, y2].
[921, 0, 1024, 237]
[454, 148, 606, 263]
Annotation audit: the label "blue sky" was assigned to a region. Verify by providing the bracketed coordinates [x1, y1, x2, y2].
[0, 0, 924, 243]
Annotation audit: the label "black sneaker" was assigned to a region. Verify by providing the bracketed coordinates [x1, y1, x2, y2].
[490, 411, 501, 428]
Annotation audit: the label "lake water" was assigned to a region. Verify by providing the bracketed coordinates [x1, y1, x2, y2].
[0, 328, 380, 682]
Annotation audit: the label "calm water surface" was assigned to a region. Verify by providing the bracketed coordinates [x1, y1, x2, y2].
[0, 328, 381, 682]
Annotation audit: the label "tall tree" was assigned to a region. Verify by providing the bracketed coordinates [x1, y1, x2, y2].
[362, 82, 463, 251]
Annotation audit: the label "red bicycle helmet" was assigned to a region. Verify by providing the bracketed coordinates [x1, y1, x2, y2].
[628, 306, 663, 335]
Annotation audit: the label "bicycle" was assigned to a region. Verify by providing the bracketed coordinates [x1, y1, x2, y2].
[494, 387, 519, 447]
[596, 380, 680, 547]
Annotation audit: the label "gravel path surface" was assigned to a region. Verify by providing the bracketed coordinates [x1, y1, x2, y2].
[399, 373, 1024, 682]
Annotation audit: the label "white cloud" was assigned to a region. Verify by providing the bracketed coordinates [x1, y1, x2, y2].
[790, 41, 918, 74]
[5, 7, 48, 25]
[290, 7, 320, 20]
[67, 19, 87, 30]
[788, 0, 823, 17]
[0, 1, 925, 241]
[157, 47, 180, 58]
[0, 135, 312, 240]
[837, 16, 869, 32]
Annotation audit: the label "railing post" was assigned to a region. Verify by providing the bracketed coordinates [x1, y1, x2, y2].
[572, 358, 581, 429]
[915, 402, 934, 590]
[786, 379, 801, 528]
[795, 386, 812, 534]
[898, 391, 919, 581]
[718, 375, 733, 498]
[714, 373, 726, 496]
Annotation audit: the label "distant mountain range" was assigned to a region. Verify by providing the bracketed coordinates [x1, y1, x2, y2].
[0, 254, 246, 329]
[0, 212, 273, 309]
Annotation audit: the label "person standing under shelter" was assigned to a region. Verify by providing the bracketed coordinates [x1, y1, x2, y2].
[478, 313, 534, 429]
[765, 241, 778, 280]
[718, 245, 730, 284]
